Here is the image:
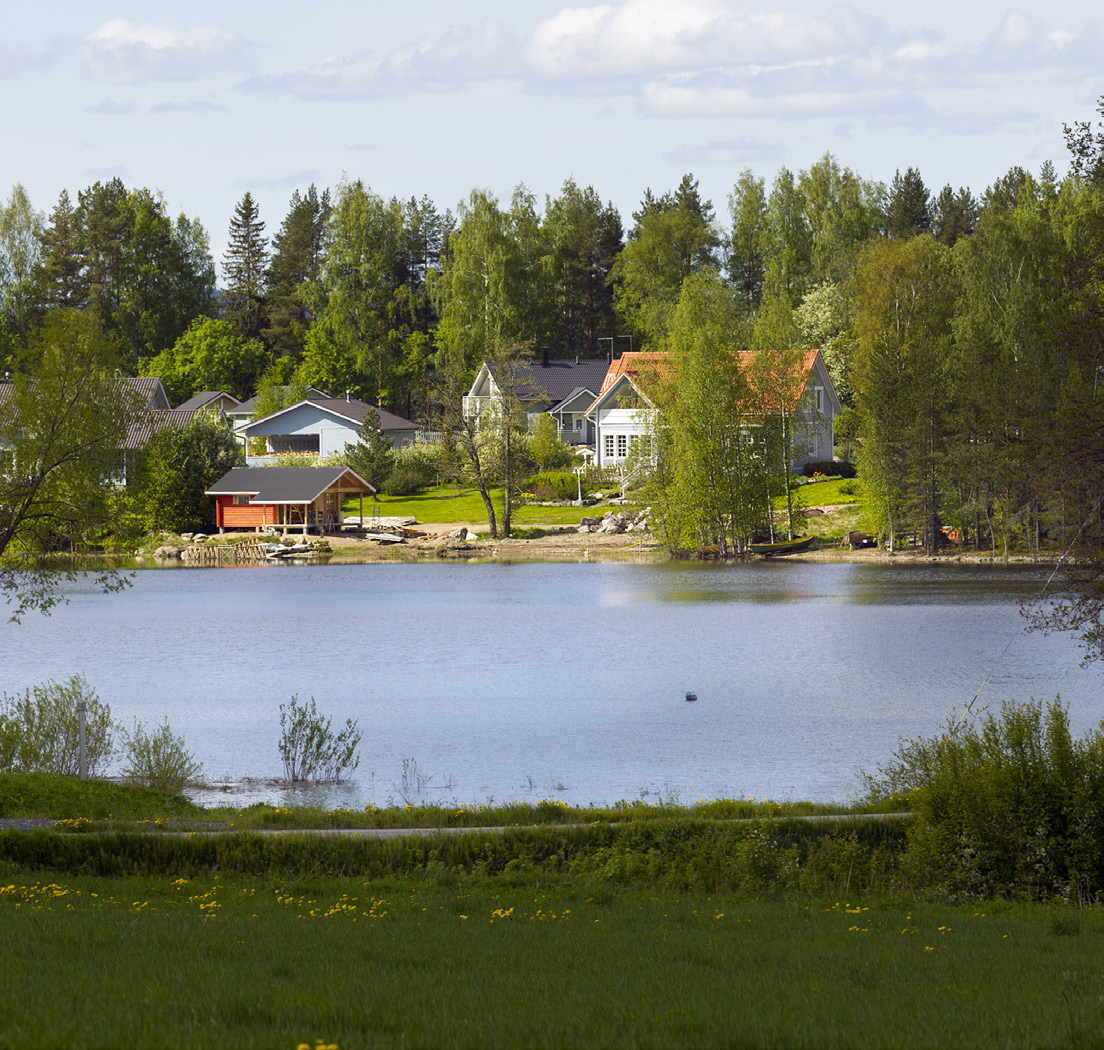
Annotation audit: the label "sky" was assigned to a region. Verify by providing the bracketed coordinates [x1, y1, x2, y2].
[3, 1, 1102, 268]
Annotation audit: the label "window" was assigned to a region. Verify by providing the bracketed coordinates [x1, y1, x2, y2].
[616, 434, 627, 458]
[604, 434, 615, 459]
[234, 496, 251, 506]
[575, 418, 583, 432]
[815, 387, 823, 412]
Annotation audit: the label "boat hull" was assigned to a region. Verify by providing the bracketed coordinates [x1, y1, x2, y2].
[748, 535, 815, 556]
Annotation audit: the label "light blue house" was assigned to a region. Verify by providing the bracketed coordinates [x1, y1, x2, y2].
[242, 396, 419, 465]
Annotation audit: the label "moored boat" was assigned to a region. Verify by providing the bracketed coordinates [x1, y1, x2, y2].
[748, 535, 816, 556]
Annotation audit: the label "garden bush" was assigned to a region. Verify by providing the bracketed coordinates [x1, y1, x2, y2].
[122, 719, 203, 794]
[523, 471, 578, 500]
[801, 460, 856, 478]
[379, 444, 447, 495]
[278, 695, 362, 782]
[0, 676, 116, 776]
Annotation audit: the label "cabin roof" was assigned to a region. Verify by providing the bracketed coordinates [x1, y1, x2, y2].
[207, 466, 376, 502]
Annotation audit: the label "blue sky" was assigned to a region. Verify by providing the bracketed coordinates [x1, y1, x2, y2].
[3, 2, 1101, 267]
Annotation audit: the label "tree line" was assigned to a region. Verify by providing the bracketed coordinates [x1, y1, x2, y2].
[1, 99, 1103, 564]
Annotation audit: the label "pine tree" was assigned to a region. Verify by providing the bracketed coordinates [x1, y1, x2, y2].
[223, 192, 268, 343]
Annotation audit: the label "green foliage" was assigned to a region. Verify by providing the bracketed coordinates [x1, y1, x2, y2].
[523, 471, 577, 500]
[342, 408, 394, 490]
[122, 719, 203, 794]
[375, 443, 441, 496]
[0, 310, 135, 618]
[277, 695, 361, 783]
[222, 191, 268, 342]
[0, 773, 207, 820]
[0, 676, 115, 777]
[801, 460, 855, 478]
[129, 412, 243, 533]
[140, 316, 267, 404]
[865, 698, 1104, 902]
[528, 413, 574, 471]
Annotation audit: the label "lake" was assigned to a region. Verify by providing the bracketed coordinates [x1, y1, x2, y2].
[1, 560, 1097, 808]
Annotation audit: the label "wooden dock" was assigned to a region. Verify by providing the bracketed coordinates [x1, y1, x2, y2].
[181, 542, 274, 566]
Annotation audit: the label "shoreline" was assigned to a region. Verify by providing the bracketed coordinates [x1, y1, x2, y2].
[130, 525, 1069, 567]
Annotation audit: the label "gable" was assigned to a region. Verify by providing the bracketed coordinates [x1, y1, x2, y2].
[243, 401, 361, 436]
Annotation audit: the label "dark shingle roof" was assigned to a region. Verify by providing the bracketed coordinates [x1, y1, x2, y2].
[488, 358, 610, 405]
[123, 409, 198, 449]
[206, 466, 375, 501]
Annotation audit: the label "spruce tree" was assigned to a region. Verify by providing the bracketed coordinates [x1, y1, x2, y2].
[223, 192, 268, 343]
[263, 186, 330, 362]
[885, 167, 932, 238]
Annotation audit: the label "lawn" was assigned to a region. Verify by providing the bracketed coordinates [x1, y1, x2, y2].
[1, 872, 1099, 1049]
[353, 477, 860, 531]
[349, 484, 624, 528]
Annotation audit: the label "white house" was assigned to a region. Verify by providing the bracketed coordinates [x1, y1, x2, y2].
[463, 354, 611, 445]
[586, 350, 842, 470]
[241, 395, 419, 465]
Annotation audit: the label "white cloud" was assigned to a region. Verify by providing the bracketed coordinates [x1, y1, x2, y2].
[526, 0, 894, 79]
[84, 19, 247, 84]
[241, 20, 517, 99]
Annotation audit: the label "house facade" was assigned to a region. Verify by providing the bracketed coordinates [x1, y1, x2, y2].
[242, 396, 419, 465]
[586, 350, 842, 471]
[463, 355, 611, 446]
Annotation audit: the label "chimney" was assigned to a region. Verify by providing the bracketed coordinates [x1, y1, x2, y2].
[346, 390, 351, 402]
[541, 348, 549, 368]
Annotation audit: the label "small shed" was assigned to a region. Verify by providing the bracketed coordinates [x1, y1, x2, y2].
[207, 466, 376, 534]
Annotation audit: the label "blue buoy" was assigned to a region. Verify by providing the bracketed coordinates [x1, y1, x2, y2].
[685, 691, 697, 702]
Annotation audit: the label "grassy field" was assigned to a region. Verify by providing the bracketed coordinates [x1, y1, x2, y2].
[354, 477, 860, 531]
[1, 870, 1101, 1049]
[351, 485, 602, 528]
[1, 777, 1101, 1047]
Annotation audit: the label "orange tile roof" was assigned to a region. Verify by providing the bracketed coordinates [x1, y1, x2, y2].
[590, 349, 821, 415]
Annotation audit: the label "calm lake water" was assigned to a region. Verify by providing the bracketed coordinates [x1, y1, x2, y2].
[1, 560, 1097, 807]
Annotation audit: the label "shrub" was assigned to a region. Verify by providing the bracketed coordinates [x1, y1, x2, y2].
[378, 444, 444, 495]
[381, 464, 428, 496]
[523, 471, 578, 500]
[122, 719, 203, 794]
[864, 698, 1104, 901]
[0, 676, 116, 776]
[801, 460, 856, 478]
[278, 695, 362, 783]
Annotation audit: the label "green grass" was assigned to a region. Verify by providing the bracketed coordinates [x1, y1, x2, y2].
[1, 874, 1100, 1048]
[349, 484, 623, 528]
[796, 477, 861, 506]
[0, 774, 209, 822]
[0, 774, 899, 828]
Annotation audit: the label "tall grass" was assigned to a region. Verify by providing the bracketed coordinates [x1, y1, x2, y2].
[1, 875, 1101, 1049]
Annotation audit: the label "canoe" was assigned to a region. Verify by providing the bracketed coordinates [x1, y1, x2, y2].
[748, 535, 816, 556]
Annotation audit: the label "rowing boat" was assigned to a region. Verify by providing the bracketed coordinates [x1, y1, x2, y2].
[748, 535, 816, 556]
